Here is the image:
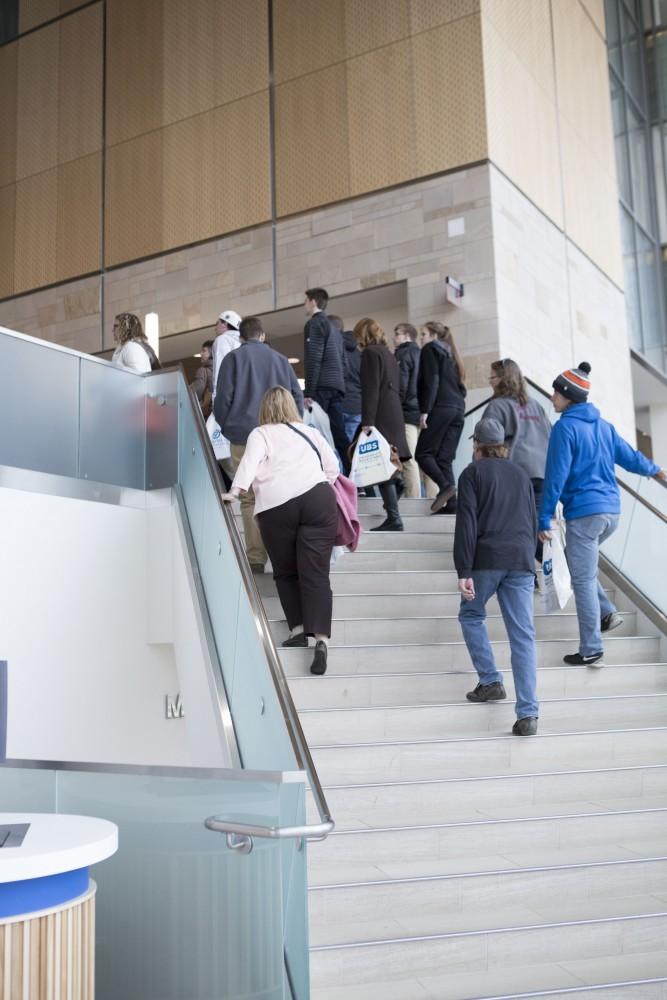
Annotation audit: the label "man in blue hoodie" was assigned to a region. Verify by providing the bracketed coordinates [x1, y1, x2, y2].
[538, 362, 665, 666]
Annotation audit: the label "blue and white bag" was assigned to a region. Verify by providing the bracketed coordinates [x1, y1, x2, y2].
[206, 412, 231, 461]
[349, 427, 394, 488]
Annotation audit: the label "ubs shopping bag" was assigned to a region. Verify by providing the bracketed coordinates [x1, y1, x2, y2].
[537, 521, 572, 613]
[350, 427, 394, 488]
[206, 412, 231, 462]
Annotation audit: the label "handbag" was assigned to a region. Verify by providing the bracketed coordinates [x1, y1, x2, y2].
[285, 423, 361, 550]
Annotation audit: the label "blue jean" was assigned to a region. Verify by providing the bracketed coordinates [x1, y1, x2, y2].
[459, 570, 538, 719]
[343, 412, 361, 443]
[565, 514, 619, 656]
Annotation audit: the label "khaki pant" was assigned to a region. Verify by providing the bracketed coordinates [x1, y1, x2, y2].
[403, 423, 438, 499]
[231, 443, 267, 568]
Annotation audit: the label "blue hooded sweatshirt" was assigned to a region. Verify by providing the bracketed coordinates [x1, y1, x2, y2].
[539, 402, 659, 531]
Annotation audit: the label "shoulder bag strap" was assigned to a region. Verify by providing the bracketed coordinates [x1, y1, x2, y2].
[285, 422, 324, 470]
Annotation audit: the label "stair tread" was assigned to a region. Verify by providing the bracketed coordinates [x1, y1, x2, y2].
[308, 890, 667, 948]
[309, 843, 667, 888]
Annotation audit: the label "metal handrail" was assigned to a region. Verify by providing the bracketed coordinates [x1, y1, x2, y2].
[170, 373, 334, 850]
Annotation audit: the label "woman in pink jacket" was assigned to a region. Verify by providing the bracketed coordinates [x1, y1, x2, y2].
[221, 386, 339, 675]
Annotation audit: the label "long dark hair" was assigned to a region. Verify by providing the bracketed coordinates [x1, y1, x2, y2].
[491, 358, 528, 406]
[422, 321, 465, 384]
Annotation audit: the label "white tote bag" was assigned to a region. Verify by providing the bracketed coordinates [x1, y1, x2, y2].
[538, 520, 572, 613]
[206, 412, 231, 461]
[304, 401, 336, 451]
[349, 427, 394, 488]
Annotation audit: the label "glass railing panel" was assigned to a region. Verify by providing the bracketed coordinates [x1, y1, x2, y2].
[279, 782, 310, 999]
[0, 329, 79, 477]
[0, 762, 56, 810]
[79, 358, 147, 489]
[145, 371, 179, 490]
[601, 486, 666, 614]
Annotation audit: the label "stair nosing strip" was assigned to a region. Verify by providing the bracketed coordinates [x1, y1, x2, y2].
[473, 976, 667, 1000]
[300, 690, 667, 715]
[280, 635, 658, 651]
[323, 804, 667, 837]
[309, 909, 667, 952]
[291, 662, 667, 681]
[272, 611, 630, 623]
[309, 854, 667, 891]
[310, 724, 667, 750]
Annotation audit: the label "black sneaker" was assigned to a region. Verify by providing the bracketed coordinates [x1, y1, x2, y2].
[430, 485, 456, 514]
[512, 717, 538, 736]
[370, 518, 404, 532]
[601, 612, 623, 633]
[282, 632, 308, 648]
[466, 681, 507, 702]
[563, 651, 604, 667]
[310, 640, 328, 675]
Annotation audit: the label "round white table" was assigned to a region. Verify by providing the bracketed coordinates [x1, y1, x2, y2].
[0, 813, 118, 998]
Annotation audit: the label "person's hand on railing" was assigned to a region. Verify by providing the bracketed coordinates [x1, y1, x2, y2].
[220, 487, 242, 503]
[654, 469, 667, 482]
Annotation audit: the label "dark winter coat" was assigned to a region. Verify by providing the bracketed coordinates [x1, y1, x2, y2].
[395, 340, 421, 426]
[360, 343, 411, 461]
[304, 311, 345, 396]
[341, 330, 362, 415]
[417, 338, 466, 414]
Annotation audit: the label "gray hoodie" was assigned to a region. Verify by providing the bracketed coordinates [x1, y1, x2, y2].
[482, 396, 552, 479]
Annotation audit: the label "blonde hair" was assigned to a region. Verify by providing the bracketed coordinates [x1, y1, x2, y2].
[353, 317, 387, 349]
[422, 321, 466, 384]
[259, 385, 301, 426]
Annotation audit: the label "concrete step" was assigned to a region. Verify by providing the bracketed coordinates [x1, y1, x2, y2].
[307, 805, 667, 878]
[357, 513, 456, 533]
[357, 498, 443, 516]
[289, 663, 667, 711]
[310, 726, 667, 785]
[270, 611, 638, 646]
[301, 692, 667, 746]
[308, 857, 667, 947]
[331, 550, 457, 570]
[279, 635, 660, 675]
[308, 763, 667, 832]
[309, 910, 667, 993]
[263, 589, 627, 620]
[349, 532, 455, 552]
[254, 569, 464, 596]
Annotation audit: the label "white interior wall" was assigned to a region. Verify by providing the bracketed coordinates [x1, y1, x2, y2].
[0, 486, 232, 768]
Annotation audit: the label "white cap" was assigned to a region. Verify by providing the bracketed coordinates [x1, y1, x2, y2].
[218, 310, 241, 330]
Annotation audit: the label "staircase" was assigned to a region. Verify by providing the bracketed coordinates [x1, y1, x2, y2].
[262, 497, 667, 999]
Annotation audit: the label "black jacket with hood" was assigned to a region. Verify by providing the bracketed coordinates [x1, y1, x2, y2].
[303, 311, 345, 396]
[395, 340, 421, 426]
[417, 338, 466, 414]
[341, 330, 362, 415]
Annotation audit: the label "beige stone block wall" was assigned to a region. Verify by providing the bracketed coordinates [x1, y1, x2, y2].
[489, 166, 634, 440]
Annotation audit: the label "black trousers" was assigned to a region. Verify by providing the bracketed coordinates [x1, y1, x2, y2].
[257, 482, 337, 637]
[313, 389, 350, 474]
[415, 405, 464, 492]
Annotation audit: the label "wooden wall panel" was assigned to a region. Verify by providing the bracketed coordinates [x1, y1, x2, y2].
[409, 0, 480, 33]
[273, 0, 346, 84]
[106, 0, 164, 146]
[0, 43, 18, 189]
[105, 131, 164, 266]
[16, 20, 59, 180]
[14, 168, 58, 292]
[57, 152, 101, 279]
[412, 15, 487, 177]
[275, 63, 350, 217]
[0, 185, 16, 299]
[58, 3, 103, 163]
[19, 0, 91, 32]
[347, 39, 416, 195]
[343, 0, 410, 58]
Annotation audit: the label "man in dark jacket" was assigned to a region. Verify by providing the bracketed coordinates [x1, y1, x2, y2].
[303, 288, 349, 467]
[335, 316, 362, 444]
[394, 323, 436, 499]
[455, 418, 539, 736]
[215, 316, 304, 572]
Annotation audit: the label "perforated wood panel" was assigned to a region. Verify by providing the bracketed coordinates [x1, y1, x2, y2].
[14, 168, 58, 292]
[0, 185, 16, 299]
[0, 43, 18, 189]
[481, 2, 562, 227]
[347, 38, 416, 195]
[105, 0, 164, 146]
[275, 62, 351, 217]
[57, 152, 101, 280]
[105, 130, 164, 266]
[272, 0, 346, 84]
[19, 0, 92, 32]
[16, 20, 59, 180]
[343, 0, 410, 58]
[409, 0, 480, 34]
[57, 3, 103, 163]
[412, 16, 487, 177]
